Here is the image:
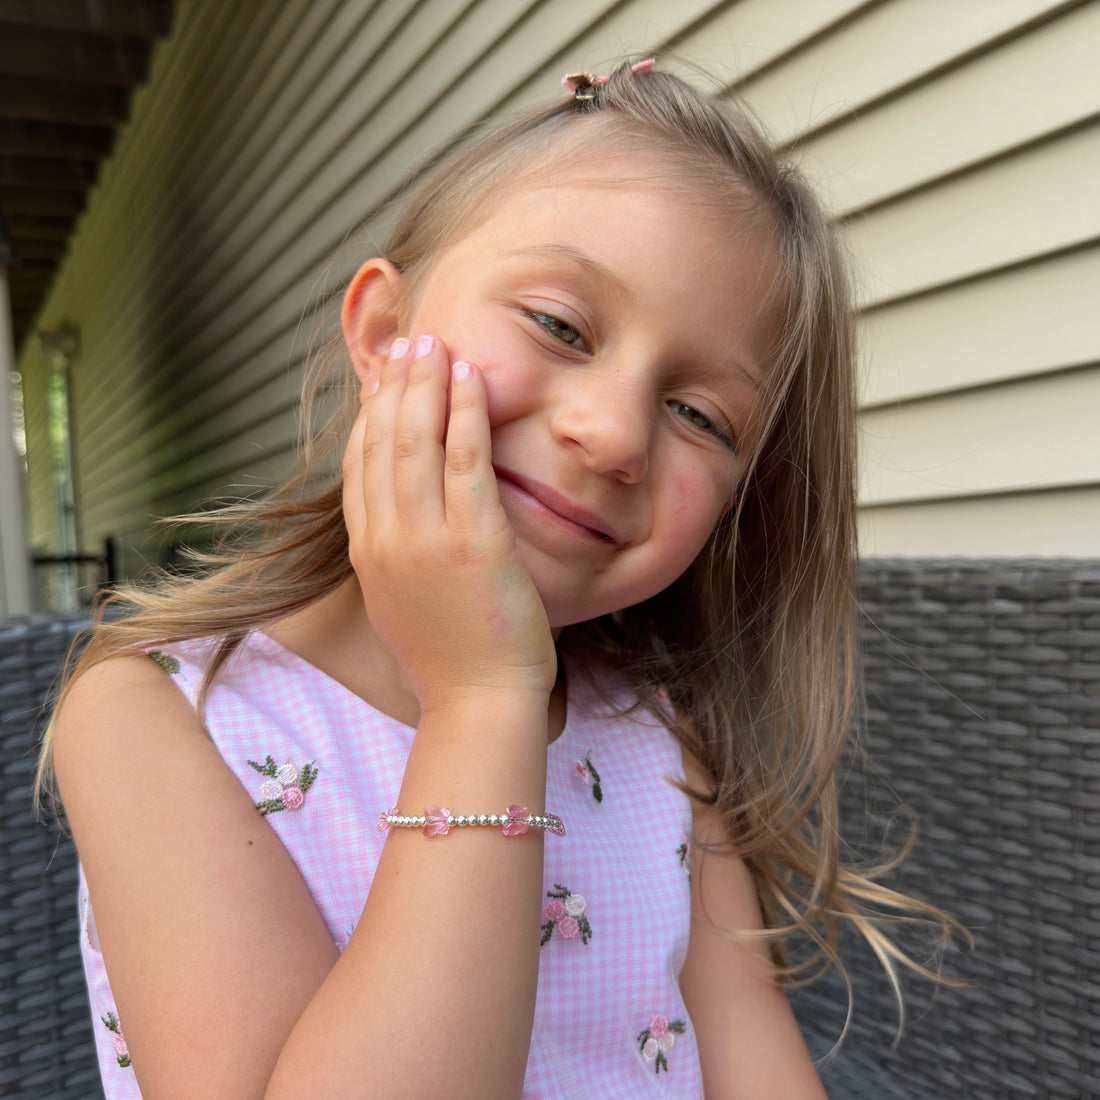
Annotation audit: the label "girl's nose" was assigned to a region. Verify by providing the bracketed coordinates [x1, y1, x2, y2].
[551, 372, 652, 484]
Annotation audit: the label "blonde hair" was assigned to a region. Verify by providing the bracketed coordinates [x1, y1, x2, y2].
[40, 61, 959, 1009]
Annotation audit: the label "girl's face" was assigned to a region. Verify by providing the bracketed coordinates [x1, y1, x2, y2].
[393, 162, 779, 628]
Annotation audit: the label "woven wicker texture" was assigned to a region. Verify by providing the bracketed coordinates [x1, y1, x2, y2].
[0, 616, 101, 1100]
[3, 560, 1098, 1098]
[792, 560, 1100, 1099]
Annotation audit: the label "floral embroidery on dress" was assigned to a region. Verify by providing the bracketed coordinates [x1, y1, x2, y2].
[638, 1014, 685, 1073]
[540, 883, 592, 945]
[677, 834, 692, 881]
[247, 755, 318, 815]
[147, 650, 180, 675]
[573, 752, 603, 802]
[101, 1011, 131, 1068]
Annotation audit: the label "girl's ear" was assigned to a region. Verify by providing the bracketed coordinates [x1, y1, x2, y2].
[341, 258, 404, 383]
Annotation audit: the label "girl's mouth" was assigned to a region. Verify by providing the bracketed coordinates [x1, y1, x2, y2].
[493, 467, 620, 544]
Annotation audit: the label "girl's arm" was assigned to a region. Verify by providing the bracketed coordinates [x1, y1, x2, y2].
[55, 339, 557, 1098]
[679, 756, 828, 1098]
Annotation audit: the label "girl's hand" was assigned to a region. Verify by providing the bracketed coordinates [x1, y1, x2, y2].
[342, 334, 558, 715]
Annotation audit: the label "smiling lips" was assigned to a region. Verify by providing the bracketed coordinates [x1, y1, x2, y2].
[493, 467, 621, 544]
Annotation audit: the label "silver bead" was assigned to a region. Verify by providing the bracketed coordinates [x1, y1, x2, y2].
[477, 814, 487, 825]
[490, 815, 500, 825]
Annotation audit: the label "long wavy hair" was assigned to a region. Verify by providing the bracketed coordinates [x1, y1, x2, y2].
[39, 61, 959, 1012]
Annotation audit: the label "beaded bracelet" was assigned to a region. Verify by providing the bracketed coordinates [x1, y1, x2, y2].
[378, 803, 566, 838]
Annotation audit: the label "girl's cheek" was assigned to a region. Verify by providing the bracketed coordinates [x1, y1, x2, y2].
[480, 358, 542, 424]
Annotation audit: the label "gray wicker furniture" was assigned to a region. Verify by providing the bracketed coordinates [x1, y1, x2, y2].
[2, 560, 1097, 1098]
[794, 560, 1100, 1099]
[0, 615, 99, 1099]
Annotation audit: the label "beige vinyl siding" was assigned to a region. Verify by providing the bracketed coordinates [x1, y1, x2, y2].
[17, 0, 1099, 573]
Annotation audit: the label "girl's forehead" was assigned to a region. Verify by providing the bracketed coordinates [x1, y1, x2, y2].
[473, 163, 781, 304]
[472, 155, 763, 255]
[505, 142, 752, 220]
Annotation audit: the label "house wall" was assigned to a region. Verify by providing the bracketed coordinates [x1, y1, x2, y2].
[17, 0, 1099, 576]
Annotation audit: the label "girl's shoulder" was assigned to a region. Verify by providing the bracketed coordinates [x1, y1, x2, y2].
[54, 647, 207, 762]
[50, 631, 303, 826]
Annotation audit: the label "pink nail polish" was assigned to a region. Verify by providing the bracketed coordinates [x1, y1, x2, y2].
[413, 334, 435, 358]
[452, 361, 472, 383]
[387, 337, 409, 361]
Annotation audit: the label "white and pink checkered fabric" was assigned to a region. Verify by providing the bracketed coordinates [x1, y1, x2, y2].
[80, 631, 703, 1097]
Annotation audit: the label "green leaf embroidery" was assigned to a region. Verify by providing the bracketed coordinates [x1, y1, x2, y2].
[147, 650, 180, 675]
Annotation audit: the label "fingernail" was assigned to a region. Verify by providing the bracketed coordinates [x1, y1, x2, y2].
[387, 337, 409, 361]
[452, 360, 472, 383]
[413, 334, 435, 358]
[367, 378, 380, 395]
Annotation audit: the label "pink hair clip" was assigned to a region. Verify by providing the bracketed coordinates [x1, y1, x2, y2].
[561, 72, 610, 101]
[562, 59, 656, 101]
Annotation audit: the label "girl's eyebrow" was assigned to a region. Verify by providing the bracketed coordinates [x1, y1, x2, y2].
[502, 243, 632, 303]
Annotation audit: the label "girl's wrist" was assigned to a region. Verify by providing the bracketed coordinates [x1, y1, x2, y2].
[417, 686, 553, 730]
[398, 695, 552, 817]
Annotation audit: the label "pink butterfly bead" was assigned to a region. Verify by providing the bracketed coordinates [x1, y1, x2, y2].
[502, 805, 530, 837]
[424, 806, 451, 837]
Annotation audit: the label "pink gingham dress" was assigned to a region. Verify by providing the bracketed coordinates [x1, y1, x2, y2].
[80, 631, 703, 1097]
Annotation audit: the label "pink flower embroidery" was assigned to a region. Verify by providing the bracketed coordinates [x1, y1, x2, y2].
[502, 805, 530, 837]
[638, 1015, 686, 1073]
[424, 806, 451, 837]
[101, 1012, 131, 1069]
[542, 899, 566, 922]
[541, 884, 592, 946]
[248, 755, 318, 816]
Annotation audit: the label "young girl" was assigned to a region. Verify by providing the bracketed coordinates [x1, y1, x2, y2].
[43, 60, 940, 1098]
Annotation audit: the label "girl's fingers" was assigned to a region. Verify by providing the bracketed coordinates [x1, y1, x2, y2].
[355, 339, 410, 520]
[390, 335, 449, 526]
[444, 360, 505, 532]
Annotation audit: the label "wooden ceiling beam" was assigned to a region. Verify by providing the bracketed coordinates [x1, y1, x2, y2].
[0, 237, 65, 263]
[9, 270, 54, 294]
[0, 154, 98, 188]
[5, 212, 77, 241]
[0, 118, 114, 160]
[0, 2, 175, 350]
[9, 258, 56, 275]
[0, 74, 130, 125]
[0, 185, 87, 216]
[0, 23, 152, 86]
[0, 1, 172, 39]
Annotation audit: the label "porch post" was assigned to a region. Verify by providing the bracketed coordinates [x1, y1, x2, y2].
[0, 219, 33, 615]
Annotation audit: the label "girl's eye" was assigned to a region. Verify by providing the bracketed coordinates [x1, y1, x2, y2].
[529, 311, 586, 350]
[668, 401, 736, 450]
